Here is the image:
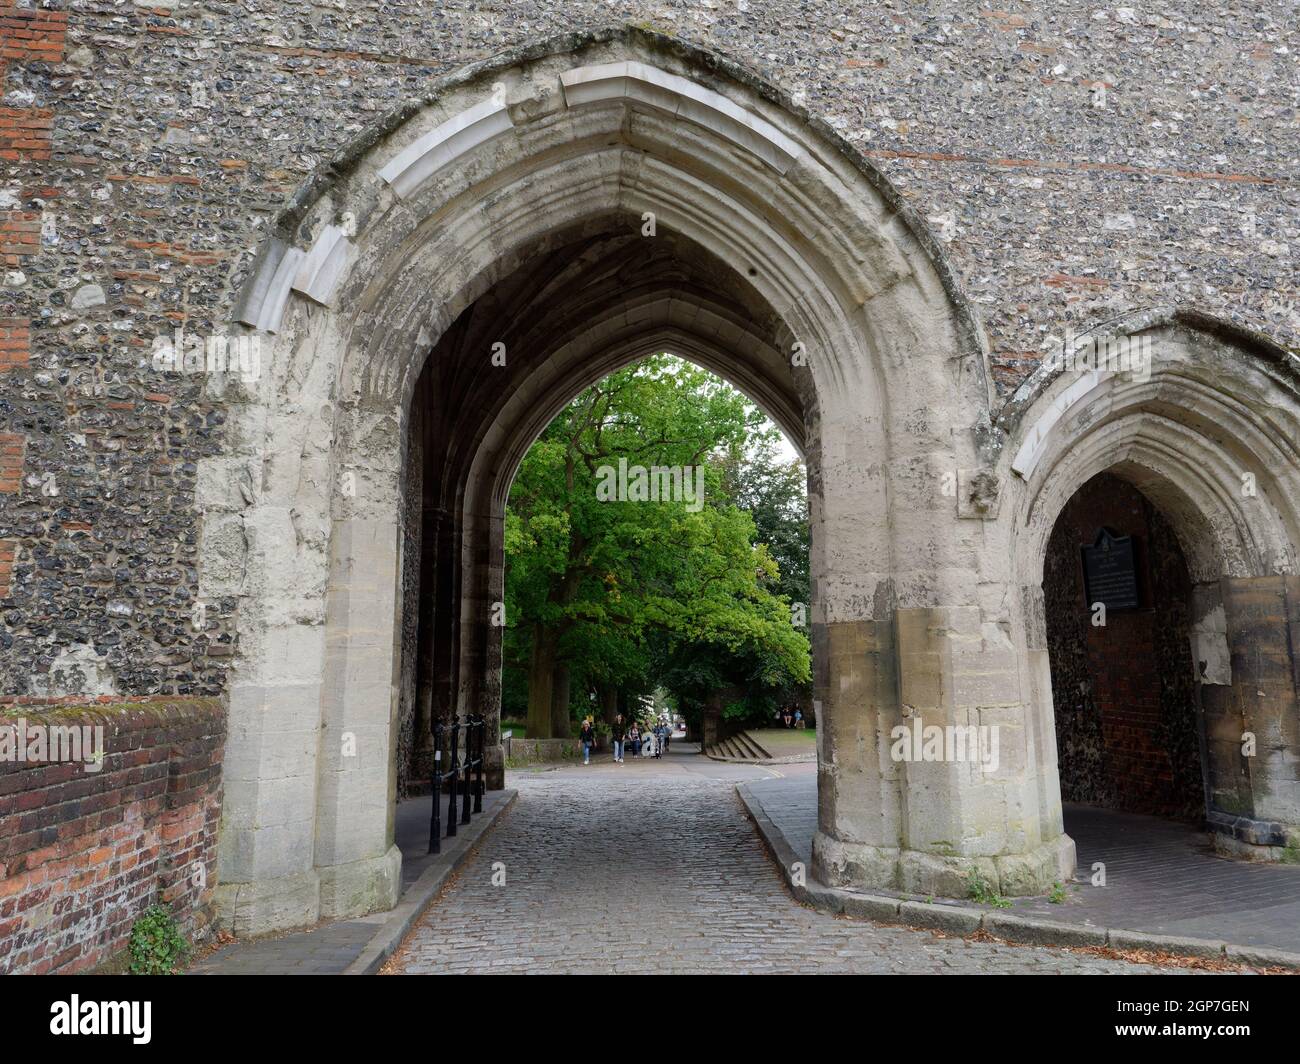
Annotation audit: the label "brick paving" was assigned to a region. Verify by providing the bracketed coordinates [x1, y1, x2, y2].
[389, 754, 1192, 974]
[746, 774, 1300, 954]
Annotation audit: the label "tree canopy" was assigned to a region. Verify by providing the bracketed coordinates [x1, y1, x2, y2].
[502, 355, 811, 738]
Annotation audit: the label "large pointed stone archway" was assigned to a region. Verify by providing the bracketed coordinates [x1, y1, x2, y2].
[203, 26, 1070, 936]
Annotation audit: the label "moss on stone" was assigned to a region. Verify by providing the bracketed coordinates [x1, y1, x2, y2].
[0, 697, 223, 727]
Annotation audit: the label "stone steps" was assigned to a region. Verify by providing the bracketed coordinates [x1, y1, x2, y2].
[705, 729, 772, 762]
[735, 730, 772, 759]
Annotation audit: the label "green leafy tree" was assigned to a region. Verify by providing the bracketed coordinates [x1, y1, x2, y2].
[721, 428, 810, 609]
[503, 355, 810, 738]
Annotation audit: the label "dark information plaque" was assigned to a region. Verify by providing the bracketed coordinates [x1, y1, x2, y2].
[1081, 528, 1140, 610]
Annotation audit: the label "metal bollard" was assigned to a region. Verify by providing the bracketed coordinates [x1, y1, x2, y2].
[473, 714, 485, 813]
[446, 717, 460, 838]
[428, 719, 444, 854]
[460, 716, 473, 825]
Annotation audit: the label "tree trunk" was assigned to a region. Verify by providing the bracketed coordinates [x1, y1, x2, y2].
[599, 683, 618, 726]
[526, 625, 557, 739]
[701, 689, 723, 749]
[551, 664, 572, 738]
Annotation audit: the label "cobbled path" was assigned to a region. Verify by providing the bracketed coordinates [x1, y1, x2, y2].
[390, 767, 1192, 974]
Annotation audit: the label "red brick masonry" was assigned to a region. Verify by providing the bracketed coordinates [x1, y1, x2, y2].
[0, 697, 225, 973]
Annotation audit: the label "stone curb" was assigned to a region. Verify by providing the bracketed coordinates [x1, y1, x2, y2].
[343, 790, 518, 975]
[736, 782, 1300, 972]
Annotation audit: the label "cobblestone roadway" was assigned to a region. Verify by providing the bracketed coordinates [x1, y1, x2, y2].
[390, 764, 1190, 974]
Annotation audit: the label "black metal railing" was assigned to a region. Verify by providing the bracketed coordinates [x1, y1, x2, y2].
[428, 714, 486, 854]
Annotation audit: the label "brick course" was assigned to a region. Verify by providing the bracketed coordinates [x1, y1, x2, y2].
[0, 4, 67, 79]
[0, 432, 21, 494]
[0, 539, 13, 599]
[0, 110, 52, 163]
[0, 318, 29, 371]
[0, 208, 40, 266]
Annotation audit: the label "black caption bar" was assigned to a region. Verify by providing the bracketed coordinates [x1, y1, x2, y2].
[3, 973, 1294, 1052]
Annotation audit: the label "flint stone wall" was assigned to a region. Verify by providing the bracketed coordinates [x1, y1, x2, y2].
[0, 1, 1294, 701]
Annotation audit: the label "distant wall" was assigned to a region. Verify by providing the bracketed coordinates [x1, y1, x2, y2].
[504, 737, 581, 764]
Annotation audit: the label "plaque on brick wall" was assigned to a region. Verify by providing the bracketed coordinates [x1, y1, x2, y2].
[1081, 528, 1140, 611]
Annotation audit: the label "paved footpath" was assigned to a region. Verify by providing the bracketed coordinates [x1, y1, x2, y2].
[746, 773, 1300, 955]
[191, 789, 516, 975]
[389, 750, 1192, 974]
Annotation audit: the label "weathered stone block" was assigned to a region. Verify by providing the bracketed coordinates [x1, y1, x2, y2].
[838, 892, 901, 922]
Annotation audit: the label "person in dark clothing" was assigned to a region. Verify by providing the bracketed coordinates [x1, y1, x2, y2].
[628, 722, 642, 757]
[579, 718, 595, 765]
[611, 715, 626, 763]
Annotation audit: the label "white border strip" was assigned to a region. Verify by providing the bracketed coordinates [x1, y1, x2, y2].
[1011, 370, 1108, 479]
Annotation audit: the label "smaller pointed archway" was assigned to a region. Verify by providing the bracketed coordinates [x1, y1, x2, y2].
[1004, 309, 1300, 867]
[1043, 472, 1207, 822]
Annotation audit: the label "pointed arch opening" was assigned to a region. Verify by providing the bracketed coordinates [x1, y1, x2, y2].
[1006, 311, 1300, 880]
[205, 25, 995, 934]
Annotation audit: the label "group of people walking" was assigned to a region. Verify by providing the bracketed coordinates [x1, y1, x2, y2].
[578, 714, 672, 764]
